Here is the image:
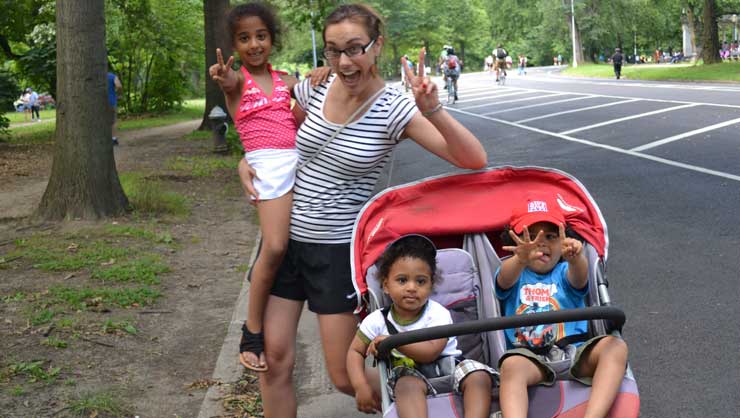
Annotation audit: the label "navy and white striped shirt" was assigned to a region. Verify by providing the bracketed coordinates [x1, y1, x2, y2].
[291, 75, 417, 243]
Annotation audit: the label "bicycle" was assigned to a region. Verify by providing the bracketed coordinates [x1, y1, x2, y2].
[497, 67, 507, 86]
[445, 71, 458, 104]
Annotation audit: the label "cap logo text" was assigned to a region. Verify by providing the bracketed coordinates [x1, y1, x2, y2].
[527, 201, 548, 213]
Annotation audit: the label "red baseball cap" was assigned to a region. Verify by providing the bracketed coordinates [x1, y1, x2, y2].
[510, 192, 565, 234]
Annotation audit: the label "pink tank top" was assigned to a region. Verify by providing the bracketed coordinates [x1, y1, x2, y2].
[235, 65, 297, 153]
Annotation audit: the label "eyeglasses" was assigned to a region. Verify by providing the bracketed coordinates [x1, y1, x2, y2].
[323, 39, 376, 61]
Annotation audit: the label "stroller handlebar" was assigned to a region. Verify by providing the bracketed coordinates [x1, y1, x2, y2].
[375, 306, 625, 359]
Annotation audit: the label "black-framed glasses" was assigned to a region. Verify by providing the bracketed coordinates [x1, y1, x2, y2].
[322, 39, 376, 61]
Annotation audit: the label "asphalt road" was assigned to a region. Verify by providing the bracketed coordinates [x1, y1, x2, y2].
[293, 67, 740, 418]
[392, 68, 739, 417]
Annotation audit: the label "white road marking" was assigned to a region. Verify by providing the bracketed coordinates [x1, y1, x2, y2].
[454, 90, 537, 107]
[559, 103, 701, 135]
[631, 116, 740, 151]
[483, 95, 596, 116]
[521, 74, 740, 93]
[465, 93, 566, 113]
[516, 99, 640, 123]
[449, 107, 740, 183]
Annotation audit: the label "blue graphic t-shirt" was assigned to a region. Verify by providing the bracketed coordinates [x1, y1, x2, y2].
[495, 262, 589, 349]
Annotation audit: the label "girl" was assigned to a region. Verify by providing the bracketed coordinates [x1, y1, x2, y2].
[237, 4, 487, 416]
[208, 2, 299, 373]
[347, 235, 497, 417]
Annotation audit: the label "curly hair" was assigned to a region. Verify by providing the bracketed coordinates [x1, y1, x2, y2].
[227, 2, 282, 49]
[376, 235, 437, 284]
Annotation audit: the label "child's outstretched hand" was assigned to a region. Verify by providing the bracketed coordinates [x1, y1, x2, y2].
[209, 48, 238, 92]
[503, 225, 545, 265]
[559, 223, 583, 261]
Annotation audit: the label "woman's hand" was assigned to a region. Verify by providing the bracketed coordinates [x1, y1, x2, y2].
[238, 158, 259, 204]
[305, 66, 332, 87]
[209, 48, 238, 92]
[401, 48, 440, 113]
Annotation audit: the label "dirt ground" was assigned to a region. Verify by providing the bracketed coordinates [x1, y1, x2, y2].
[0, 121, 260, 417]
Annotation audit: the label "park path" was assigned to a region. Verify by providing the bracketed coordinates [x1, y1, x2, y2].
[0, 119, 201, 222]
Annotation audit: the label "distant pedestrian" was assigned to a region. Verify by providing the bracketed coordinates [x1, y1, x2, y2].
[557, 54, 563, 65]
[27, 88, 40, 122]
[107, 70, 122, 145]
[611, 48, 623, 80]
[517, 54, 527, 75]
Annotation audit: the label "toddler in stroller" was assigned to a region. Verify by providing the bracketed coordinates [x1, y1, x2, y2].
[347, 234, 498, 418]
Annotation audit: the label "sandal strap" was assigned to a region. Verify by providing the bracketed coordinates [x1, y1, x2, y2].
[239, 323, 265, 356]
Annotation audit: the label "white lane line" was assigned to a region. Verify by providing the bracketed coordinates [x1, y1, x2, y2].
[455, 91, 536, 107]
[522, 75, 740, 93]
[631, 117, 740, 152]
[438, 87, 525, 101]
[559, 103, 701, 135]
[469, 93, 566, 113]
[516, 99, 640, 123]
[449, 107, 740, 183]
[485, 95, 596, 116]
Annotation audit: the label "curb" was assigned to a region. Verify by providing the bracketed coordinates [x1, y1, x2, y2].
[197, 231, 261, 418]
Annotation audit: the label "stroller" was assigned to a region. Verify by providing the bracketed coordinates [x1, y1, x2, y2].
[349, 166, 640, 418]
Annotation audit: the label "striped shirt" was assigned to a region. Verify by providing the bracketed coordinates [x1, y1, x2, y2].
[291, 75, 417, 243]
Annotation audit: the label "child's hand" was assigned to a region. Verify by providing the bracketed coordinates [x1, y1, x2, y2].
[559, 223, 583, 261]
[238, 159, 260, 205]
[402, 48, 440, 113]
[503, 225, 544, 265]
[209, 48, 238, 91]
[354, 384, 380, 414]
[366, 335, 388, 358]
[305, 66, 332, 86]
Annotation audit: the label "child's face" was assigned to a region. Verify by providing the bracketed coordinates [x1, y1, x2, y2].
[522, 221, 562, 274]
[232, 16, 272, 69]
[382, 256, 433, 320]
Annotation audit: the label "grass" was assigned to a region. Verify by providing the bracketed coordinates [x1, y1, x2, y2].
[67, 391, 132, 417]
[5, 108, 56, 123]
[47, 285, 161, 310]
[2, 360, 60, 384]
[1, 98, 204, 145]
[166, 155, 240, 177]
[101, 319, 138, 335]
[562, 61, 740, 82]
[119, 172, 190, 217]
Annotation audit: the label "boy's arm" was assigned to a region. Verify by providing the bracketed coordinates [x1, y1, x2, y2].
[347, 335, 379, 413]
[394, 338, 447, 364]
[560, 224, 588, 289]
[498, 226, 543, 290]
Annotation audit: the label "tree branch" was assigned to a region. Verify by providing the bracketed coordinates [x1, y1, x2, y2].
[0, 35, 21, 59]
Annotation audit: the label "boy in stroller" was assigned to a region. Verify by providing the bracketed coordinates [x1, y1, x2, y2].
[496, 192, 629, 418]
[347, 235, 498, 418]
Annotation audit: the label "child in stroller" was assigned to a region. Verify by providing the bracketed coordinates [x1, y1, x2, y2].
[347, 234, 498, 418]
[496, 192, 629, 418]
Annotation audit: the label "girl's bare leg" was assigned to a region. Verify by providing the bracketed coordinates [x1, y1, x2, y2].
[576, 337, 629, 418]
[498, 355, 546, 418]
[394, 376, 429, 418]
[259, 295, 303, 418]
[318, 312, 359, 395]
[242, 192, 292, 369]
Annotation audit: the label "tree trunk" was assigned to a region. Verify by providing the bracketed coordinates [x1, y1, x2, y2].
[36, 0, 128, 220]
[200, 0, 232, 131]
[686, 3, 698, 60]
[564, 0, 584, 65]
[701, 0, 720, 63]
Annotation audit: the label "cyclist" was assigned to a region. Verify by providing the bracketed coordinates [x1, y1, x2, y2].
[443, 47, 462, 101]
[494, 44, 508, 82]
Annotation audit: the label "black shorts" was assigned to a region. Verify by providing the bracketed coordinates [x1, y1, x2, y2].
[270, 239, 357, 314]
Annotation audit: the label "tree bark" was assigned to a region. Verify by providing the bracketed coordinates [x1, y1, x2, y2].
[200, 0, 232, 131]
[36, 0, 128, 220]
[701, 0, 720, 63]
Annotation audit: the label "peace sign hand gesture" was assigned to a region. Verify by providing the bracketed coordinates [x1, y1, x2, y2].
[559, 223, 583, 262]
[209, 48, 238, 92]
[401, 48, 440, 113]
[503, 225, 545, 266]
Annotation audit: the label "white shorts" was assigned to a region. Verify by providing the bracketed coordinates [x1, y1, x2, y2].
[244, 148, 298, 201]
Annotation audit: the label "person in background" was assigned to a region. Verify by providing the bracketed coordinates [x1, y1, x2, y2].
[611, 48, 623, 80]
[107, 70, 123, 145]
[27, 88, 40, 122]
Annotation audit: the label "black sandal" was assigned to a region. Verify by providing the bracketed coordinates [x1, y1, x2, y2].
[240, 323, 268, 372]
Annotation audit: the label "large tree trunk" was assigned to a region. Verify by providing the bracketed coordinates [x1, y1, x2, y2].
[685, 1, 698, 60]
[701, 0, 720, 63]
[200, 0, 232, 131]
[36, 0, 128, 220]
[566, 9, 584, 65]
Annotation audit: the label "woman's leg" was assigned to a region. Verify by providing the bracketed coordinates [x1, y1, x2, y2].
[259, 295, 304, 418]
[317, 312, 359, 395]
[498, 355, 545, 418]
[394, 376, 429, 418]
[242, 192, 292, 370]
[574, 336, 629, 418]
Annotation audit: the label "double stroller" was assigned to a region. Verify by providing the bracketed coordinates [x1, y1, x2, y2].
[349, 166, 640, 417]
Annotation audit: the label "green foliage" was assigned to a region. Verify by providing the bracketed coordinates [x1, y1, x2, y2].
[166, 155, 240, 177]
[101, 319, 138, 335]
[4, 360, 60, 384]
[67, 391, 132, 417]
[0, 70, 17, 139]
[42, 336, 68, 349]
[47, 285, 161, 309]
[563, 61, 740, 81]
[91, 255, 169, 285]
[119, 172, 190, 217]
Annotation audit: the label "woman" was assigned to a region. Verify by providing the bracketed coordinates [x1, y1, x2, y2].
[237, 4, 487, 416]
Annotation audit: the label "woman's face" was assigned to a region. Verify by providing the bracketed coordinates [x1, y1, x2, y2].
[323, 20, 382, 93]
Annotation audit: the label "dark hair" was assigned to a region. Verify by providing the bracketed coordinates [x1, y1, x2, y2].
[322, 3, 384, 43]
[376, 235, 437, 284]
[227, 2, 281, 49]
